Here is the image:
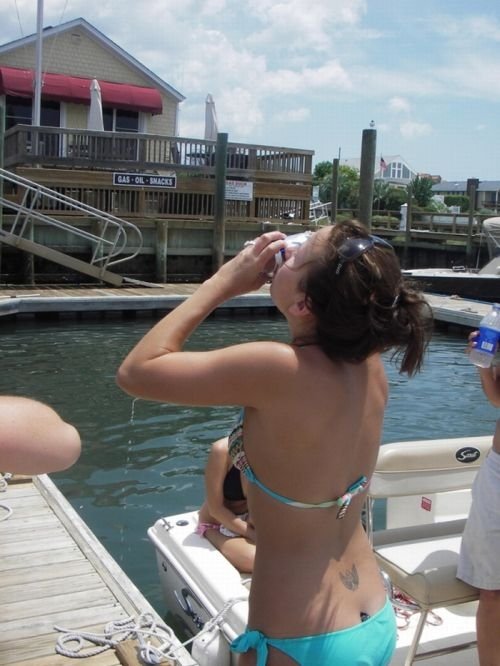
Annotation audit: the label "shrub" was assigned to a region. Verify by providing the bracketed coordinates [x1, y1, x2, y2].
[444, 194, 469, 212]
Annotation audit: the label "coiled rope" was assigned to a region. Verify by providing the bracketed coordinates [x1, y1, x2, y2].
[0, 473, 13, 521]
[55, 596, 247, 663]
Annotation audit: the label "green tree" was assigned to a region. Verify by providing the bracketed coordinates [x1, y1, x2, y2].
[409, 176, 434, 208]
[318, 165, 359, 209]
[385, 186, 407, 212]
[444, 194, 469, 213]
[313, 161, 333, 185]
[373, 180, 391, 210]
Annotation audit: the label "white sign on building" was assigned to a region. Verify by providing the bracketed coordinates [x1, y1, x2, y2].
[225, 180, 253, 201]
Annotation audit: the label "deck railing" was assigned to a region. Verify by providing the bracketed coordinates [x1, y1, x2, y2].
[4, 125, 313, 182]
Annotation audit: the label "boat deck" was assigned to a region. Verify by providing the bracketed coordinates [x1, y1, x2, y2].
[0, 475, 195, 666]
[0, 284, 493, 329]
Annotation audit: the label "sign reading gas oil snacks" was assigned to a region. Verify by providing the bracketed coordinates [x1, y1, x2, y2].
[112, 172, 177, 188]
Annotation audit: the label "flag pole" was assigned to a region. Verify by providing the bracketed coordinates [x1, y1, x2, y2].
[33, 0, 43, 127]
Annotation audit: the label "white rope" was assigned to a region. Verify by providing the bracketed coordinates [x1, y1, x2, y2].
[54, 598, 248, 663]
[0, 473, 13, 522]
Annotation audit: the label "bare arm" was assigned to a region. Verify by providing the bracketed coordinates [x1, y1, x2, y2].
[116, 232, 287, 407]
[0, 396, 81, 474]
[478, 365, 500, 407]
[204, 439, 254, 539]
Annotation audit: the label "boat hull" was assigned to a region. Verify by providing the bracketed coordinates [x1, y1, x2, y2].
[148, 512, 249, 665]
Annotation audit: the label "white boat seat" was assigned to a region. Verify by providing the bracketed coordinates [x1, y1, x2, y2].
[374, 527, 477, 607]
[366, 435, 492, 665]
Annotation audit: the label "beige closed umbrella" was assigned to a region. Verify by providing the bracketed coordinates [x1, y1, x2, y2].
[88, 78, 104, 131]
[204, 93, 218, 141]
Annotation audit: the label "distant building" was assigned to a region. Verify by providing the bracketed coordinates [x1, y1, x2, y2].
[340, 154, 418, 186]
[432, 181, 500, 211]
[0, 17, 185, 135]
[417, 173, 441, 184]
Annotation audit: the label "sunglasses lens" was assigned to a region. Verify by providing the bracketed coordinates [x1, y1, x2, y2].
[336, 235, 393, 274]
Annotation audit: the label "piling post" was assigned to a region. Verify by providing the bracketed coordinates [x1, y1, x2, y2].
[0, 102, 4, 280]
[358, 128, 377, 231]
[155, 220, 168, 283]
[331, 158, 339, 223]
[403, 185, 412, 268]
[466, 178, 479, 267]
[212, 132, 228, 273]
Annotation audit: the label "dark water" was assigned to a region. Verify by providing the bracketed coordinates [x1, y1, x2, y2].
[1, 314, 498, 613]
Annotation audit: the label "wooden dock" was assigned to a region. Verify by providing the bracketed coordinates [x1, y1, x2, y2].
[0, 474, 196, 666]
[0, 284, 493, 329]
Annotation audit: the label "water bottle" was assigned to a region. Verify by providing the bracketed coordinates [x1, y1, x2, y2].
[470, 304, 500, 368]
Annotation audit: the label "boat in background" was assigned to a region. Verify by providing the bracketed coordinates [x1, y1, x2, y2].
[403, 217, 500, 302]
[149, 434, 491, 666]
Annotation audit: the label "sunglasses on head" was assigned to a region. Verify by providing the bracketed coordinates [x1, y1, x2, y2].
[335, 235, 394, 275]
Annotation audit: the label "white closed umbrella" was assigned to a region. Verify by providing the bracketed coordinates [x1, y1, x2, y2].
[204, 93, 218, 141]
[88, 78, 104, 131]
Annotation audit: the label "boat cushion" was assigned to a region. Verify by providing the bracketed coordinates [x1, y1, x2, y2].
[374, 525, 478, 607]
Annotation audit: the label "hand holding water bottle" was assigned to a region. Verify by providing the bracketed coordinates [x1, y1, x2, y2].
[469, 304, 500, 368]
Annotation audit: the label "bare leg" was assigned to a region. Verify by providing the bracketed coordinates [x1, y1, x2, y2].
[205, 529, 255, 573]
[477, 589, 500, 666]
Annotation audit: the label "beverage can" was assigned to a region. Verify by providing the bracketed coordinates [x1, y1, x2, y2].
[274, 231, 312, 267]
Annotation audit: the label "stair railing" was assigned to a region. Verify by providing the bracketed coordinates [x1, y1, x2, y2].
[0, 167, 143, 270]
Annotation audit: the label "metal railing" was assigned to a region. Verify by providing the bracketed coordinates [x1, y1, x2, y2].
[0, 167, 143, 270]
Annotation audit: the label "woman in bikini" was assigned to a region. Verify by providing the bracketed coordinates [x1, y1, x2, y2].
[197, 436, 255, 573]
[117, 220, 431, 666]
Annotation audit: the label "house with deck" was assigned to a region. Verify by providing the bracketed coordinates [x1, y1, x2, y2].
[0, 17, 183, 135]
[0, 18, 313, 285]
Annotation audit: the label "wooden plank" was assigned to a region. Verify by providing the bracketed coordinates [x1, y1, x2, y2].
[0, 484, 39, 498]
[2, 587, 120, 623]
[11, 652, 120, 666]
[0, 609, 128, 664]
[0, 495, 53, 511]
[1, 533, 75, 558]
[0, 513, 57, 535]
[2, 572, 104, 604]
[0, 477, 195, 666]
[115, 639, 173, 666]
[34, 476, 170, 618]
[0, 546, 83, 573]
[0, 234, 124, 287]
[0, 559, 93, 588]
[0, 624, 118, 666]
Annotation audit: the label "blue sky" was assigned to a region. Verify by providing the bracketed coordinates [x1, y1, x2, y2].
[1, 0, 500, 180]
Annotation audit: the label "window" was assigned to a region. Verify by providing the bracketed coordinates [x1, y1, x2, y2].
[5, 96, 32, 130]
[390, 162, 403, 179]
[5, 96, 60, 130]
[103, 108, 139, 132]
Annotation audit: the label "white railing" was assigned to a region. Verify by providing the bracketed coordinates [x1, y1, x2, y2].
[0, 167, 143, 270]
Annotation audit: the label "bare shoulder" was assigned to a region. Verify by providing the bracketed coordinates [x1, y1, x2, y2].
[122, 339, 298, 407]
[0, 396, 81, 474]
[0, 395, 62, 424]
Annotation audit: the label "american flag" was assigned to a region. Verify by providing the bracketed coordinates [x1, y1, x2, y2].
[380, 156, 387, 173]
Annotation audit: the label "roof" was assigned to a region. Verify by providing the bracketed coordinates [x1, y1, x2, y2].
[340, 154, 417, 172]
[0, 17, 185, 103]
[432, 181, 500, 193]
